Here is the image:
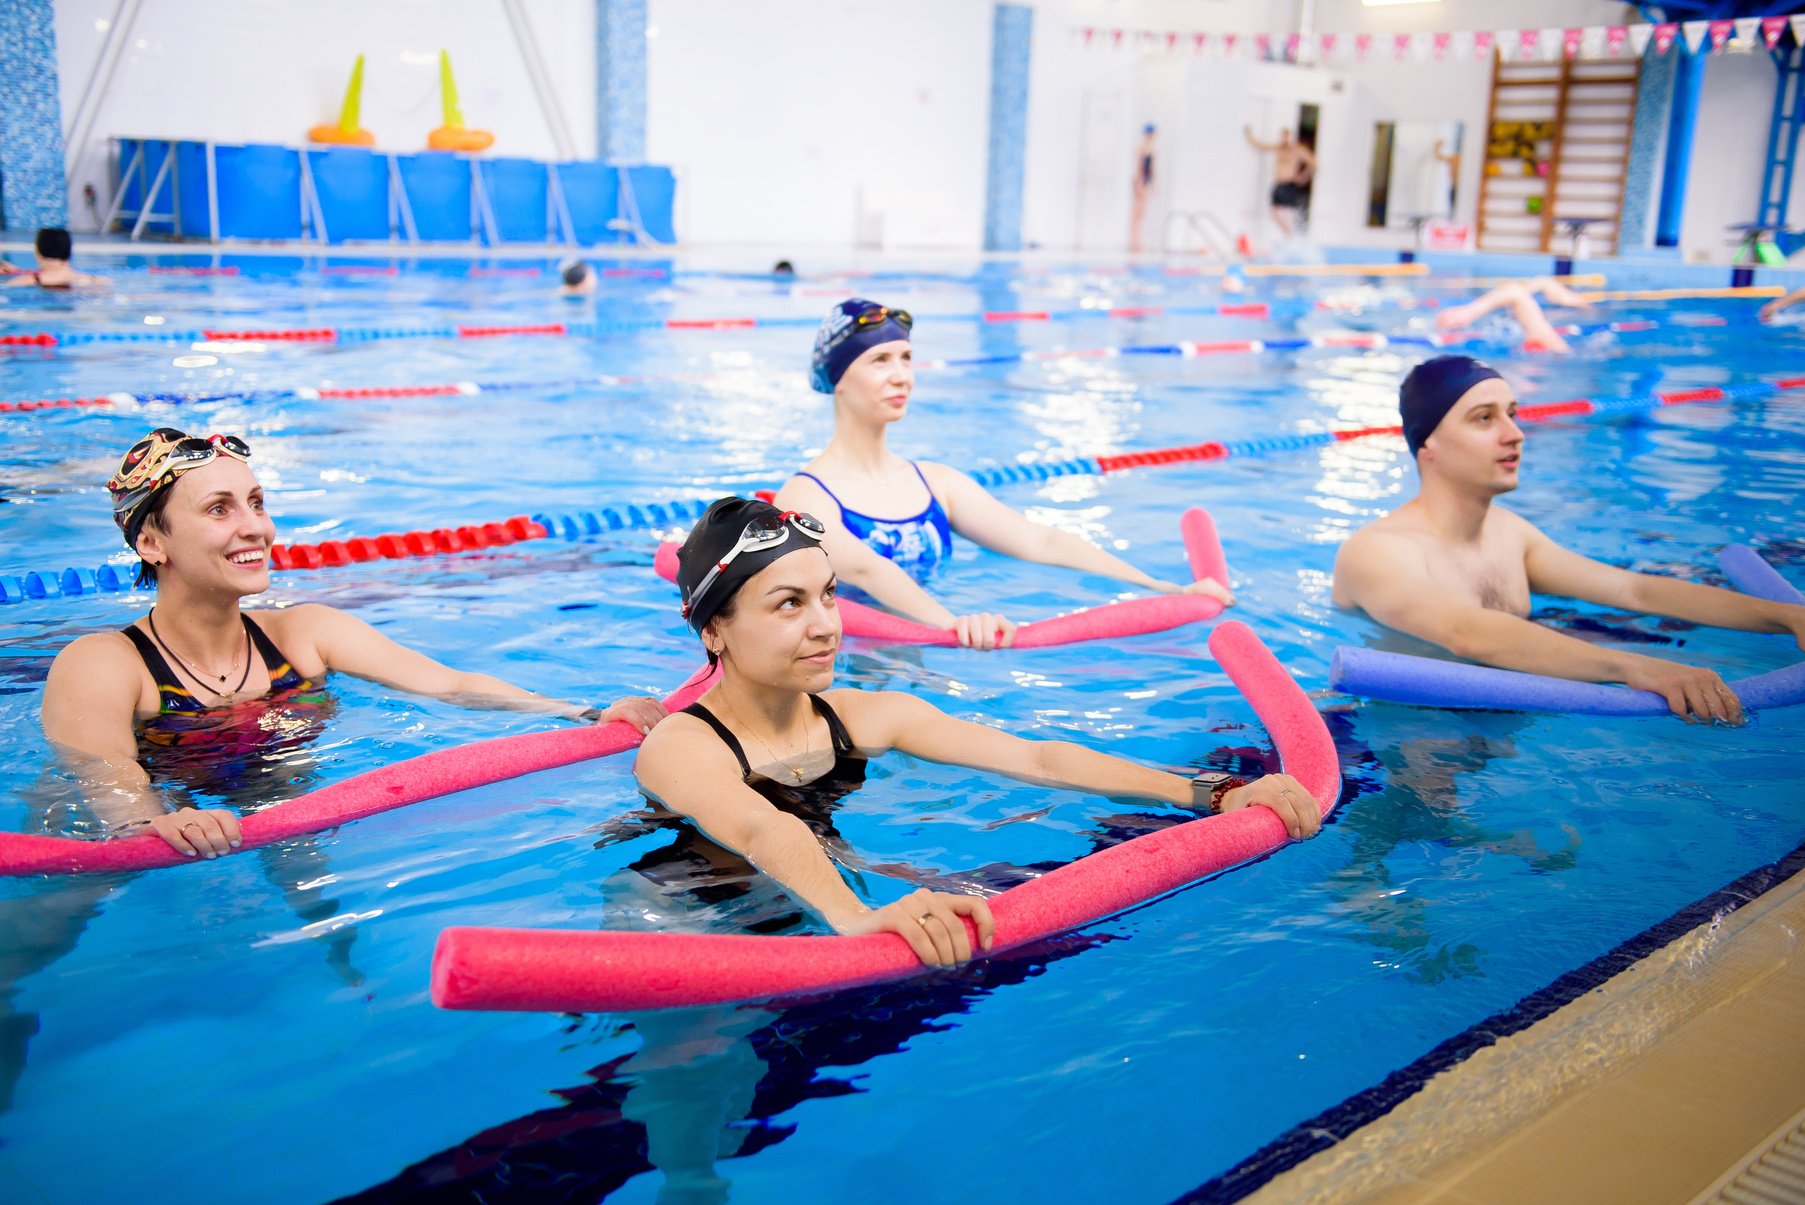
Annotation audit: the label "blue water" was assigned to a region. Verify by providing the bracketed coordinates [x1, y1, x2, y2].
[1, 258, 1802, 1203]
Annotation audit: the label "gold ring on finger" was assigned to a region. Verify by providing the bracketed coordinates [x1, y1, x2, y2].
[916, 913, 934, 927]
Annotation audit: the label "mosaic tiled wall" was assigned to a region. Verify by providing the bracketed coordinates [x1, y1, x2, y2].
[0, 0, 69, 230]
[597, 0, 647, 163]
[1619, 49, 1673, 251]
[984, 5, 1033, 252]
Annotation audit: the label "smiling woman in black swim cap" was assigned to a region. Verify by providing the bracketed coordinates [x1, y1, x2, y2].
[635, 497, 1316, 969]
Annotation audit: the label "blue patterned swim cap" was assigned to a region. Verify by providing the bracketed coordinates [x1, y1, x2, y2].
[809, 298, 913, 394]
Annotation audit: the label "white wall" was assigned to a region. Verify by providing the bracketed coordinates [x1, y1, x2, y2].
[53, 0, 595, 231]
[1681, 48, 1786, 261]
[645, 0, 991, 251]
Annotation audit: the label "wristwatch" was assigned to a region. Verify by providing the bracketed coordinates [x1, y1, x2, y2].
[1191, 771, 1247, 814]
[568, 706, 607, 724]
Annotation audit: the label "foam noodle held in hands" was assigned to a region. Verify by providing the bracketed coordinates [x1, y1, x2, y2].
[0, 666, 719, 877]
[429, 620, 1341, 1013]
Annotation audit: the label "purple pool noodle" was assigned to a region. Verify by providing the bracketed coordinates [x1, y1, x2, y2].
[1718, 545, 1805, 606]
[1329, 647, 1805, 715]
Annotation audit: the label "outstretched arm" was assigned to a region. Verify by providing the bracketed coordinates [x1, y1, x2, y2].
[294, 604, 666, 731]
[833, 690, 1320, 838]
[1244, 126, 1278, 151]
[1335, 527, 1747, 721]
[1524, 527, 1805, 647]
[635, 719, 995, 965]
[1761, 287, 1805, 322]
[927, 464, 1233, 603]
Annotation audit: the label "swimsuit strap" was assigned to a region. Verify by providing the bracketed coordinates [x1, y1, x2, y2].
[906, 460, 936, 497]
[241, 614, 298, 682]
[791, 471, 847, 518]
[682, 702, 754, 778]
[121, 624, 186, 694]
[808, 693, 856, 756]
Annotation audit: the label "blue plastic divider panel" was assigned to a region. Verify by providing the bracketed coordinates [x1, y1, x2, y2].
[626, 166, 676, 243]
[116, 138, 177, 234]
[211, 143, 305, 240]
[306, 147, 392, 242]
[396, 154, 474, 241]
[483, 158, 550, 242]
[556, 161, 621, 243]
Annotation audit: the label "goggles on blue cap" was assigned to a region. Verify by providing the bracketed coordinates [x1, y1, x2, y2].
[810, 301, 913, 394]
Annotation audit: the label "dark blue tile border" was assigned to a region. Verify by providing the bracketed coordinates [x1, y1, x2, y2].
[1169, 834, 1805, 1205]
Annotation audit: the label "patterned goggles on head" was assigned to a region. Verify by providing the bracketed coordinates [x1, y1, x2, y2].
[824, 304, 912, 355]
[107, 428, 252, 543]
[681, 510, 826, 624]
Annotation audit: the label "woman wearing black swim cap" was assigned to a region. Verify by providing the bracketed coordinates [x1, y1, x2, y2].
[40, 427, 668, 858]
[773, 299, 1234, 651]
[635, 497, 1316, 968]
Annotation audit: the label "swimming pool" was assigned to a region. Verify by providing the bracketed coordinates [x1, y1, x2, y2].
[0, 256, 1801, 1203]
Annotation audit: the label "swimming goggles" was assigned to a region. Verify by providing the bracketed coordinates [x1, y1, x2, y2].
[682, 510, 827, 623]
[108, 429, 252, 535]
[821, 304, 912, 355]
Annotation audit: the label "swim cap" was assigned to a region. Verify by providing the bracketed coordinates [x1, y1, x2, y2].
[1400, 355, 1504, 457]
[36, 227, 71, 261]
[559, 258, 590, 287]
[809, 298, 912, 394]
[106, 428, 252, 550]
[676, 496, 826, 634]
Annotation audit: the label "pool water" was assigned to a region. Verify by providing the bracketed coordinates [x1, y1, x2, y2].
[0, 258, 1802, 1203]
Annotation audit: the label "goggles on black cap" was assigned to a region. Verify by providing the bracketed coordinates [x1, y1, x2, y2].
[682, 509, 826, 629]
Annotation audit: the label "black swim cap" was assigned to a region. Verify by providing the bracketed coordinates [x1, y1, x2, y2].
[1400, 355, 1504, 457]
[560, 258, 591, 287]
[676, 496, 825, 634]
[36, 227, 72, 261]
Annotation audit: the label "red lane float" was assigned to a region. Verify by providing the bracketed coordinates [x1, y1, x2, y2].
[652, 507, 1229, 648]
[430, 619, 1340, 1012]
[270, 515, 548, 571]
[0, 667, 719, 877]
[203, 328, 337, 342]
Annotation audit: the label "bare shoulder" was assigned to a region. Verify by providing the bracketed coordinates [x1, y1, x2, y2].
[774, 470, 836, 511]
[1332, 520, 1431, 606]
[916, 460, 970, 492]
[48, 630, 142, 679]
[634, 708, 740, 787]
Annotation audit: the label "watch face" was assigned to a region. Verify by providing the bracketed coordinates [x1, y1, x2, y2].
[1193, 771, 1235, 786]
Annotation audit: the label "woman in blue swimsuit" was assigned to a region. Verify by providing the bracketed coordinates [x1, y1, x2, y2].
[40, 428, 667, 857]
[775, 299, 1235, 649]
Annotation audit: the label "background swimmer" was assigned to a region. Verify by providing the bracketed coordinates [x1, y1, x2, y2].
[1434, 277, 1592, 352]
[775, 299, 1235, 650]
[3, 228, 107, 290]
[1332, 356, 1805, 721]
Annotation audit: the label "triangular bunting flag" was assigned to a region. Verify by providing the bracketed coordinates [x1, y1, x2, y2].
[1388, 32, 1407, 59]
[1733, 18, 1759, 50]
[1254, 32, 1271, 60]
[1682, 21, 1709, 55]
[1320, 32, 1338, 59]
[1354, 32, 1372, 60]
[1540, 28, 1564, 61]
[1433, 32, 1451, 60]
[1706, 19, 1734, 51]
[1192, 32, 1208, 55]
[1653, 23, 1678, 55]
[1285, 33, 1302, 61]
[1562, 27, 1584, 58]
[1473, 31, 1494, 60]
[1629, 24, 1653, 57]
[1517, 29, 1539, 61]
[1606, 25, 1628, 56]
[1221, 33, 1238, 59]
[1762, 16, 1787, 49]
[1111, 28, 1124, 50]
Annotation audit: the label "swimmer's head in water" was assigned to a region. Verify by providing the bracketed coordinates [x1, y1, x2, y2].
[560, 258, 591, 288]
[1400, 354, 1504, 457]
[36, 227, 72, 261]
[107, 428, 252, 552]
[810, 298, 912, 394]
[677, 497, 827, 640]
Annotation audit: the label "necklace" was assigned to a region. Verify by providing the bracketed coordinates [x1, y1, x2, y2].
[725, 698, 813, 783]
[147, 610, 252, 698]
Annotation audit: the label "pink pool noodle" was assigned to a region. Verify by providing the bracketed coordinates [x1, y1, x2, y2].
[651, 507, 1227, 647]
[430, 619, 1341, 1012]
[0, 666, 720, 877]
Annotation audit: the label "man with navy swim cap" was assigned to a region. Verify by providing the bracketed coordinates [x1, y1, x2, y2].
[1332, 355, 1805, 722]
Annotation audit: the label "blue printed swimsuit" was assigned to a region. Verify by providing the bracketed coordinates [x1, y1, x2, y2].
[794, 462, 952, 580]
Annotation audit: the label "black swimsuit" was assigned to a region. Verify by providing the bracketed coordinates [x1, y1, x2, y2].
[121, 615, 331, 802]
[604, 695, 869, 933]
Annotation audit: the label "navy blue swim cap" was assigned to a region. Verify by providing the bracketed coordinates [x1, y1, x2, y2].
[810, 298, 912, 394]
[1400, 355, 1504, 457]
